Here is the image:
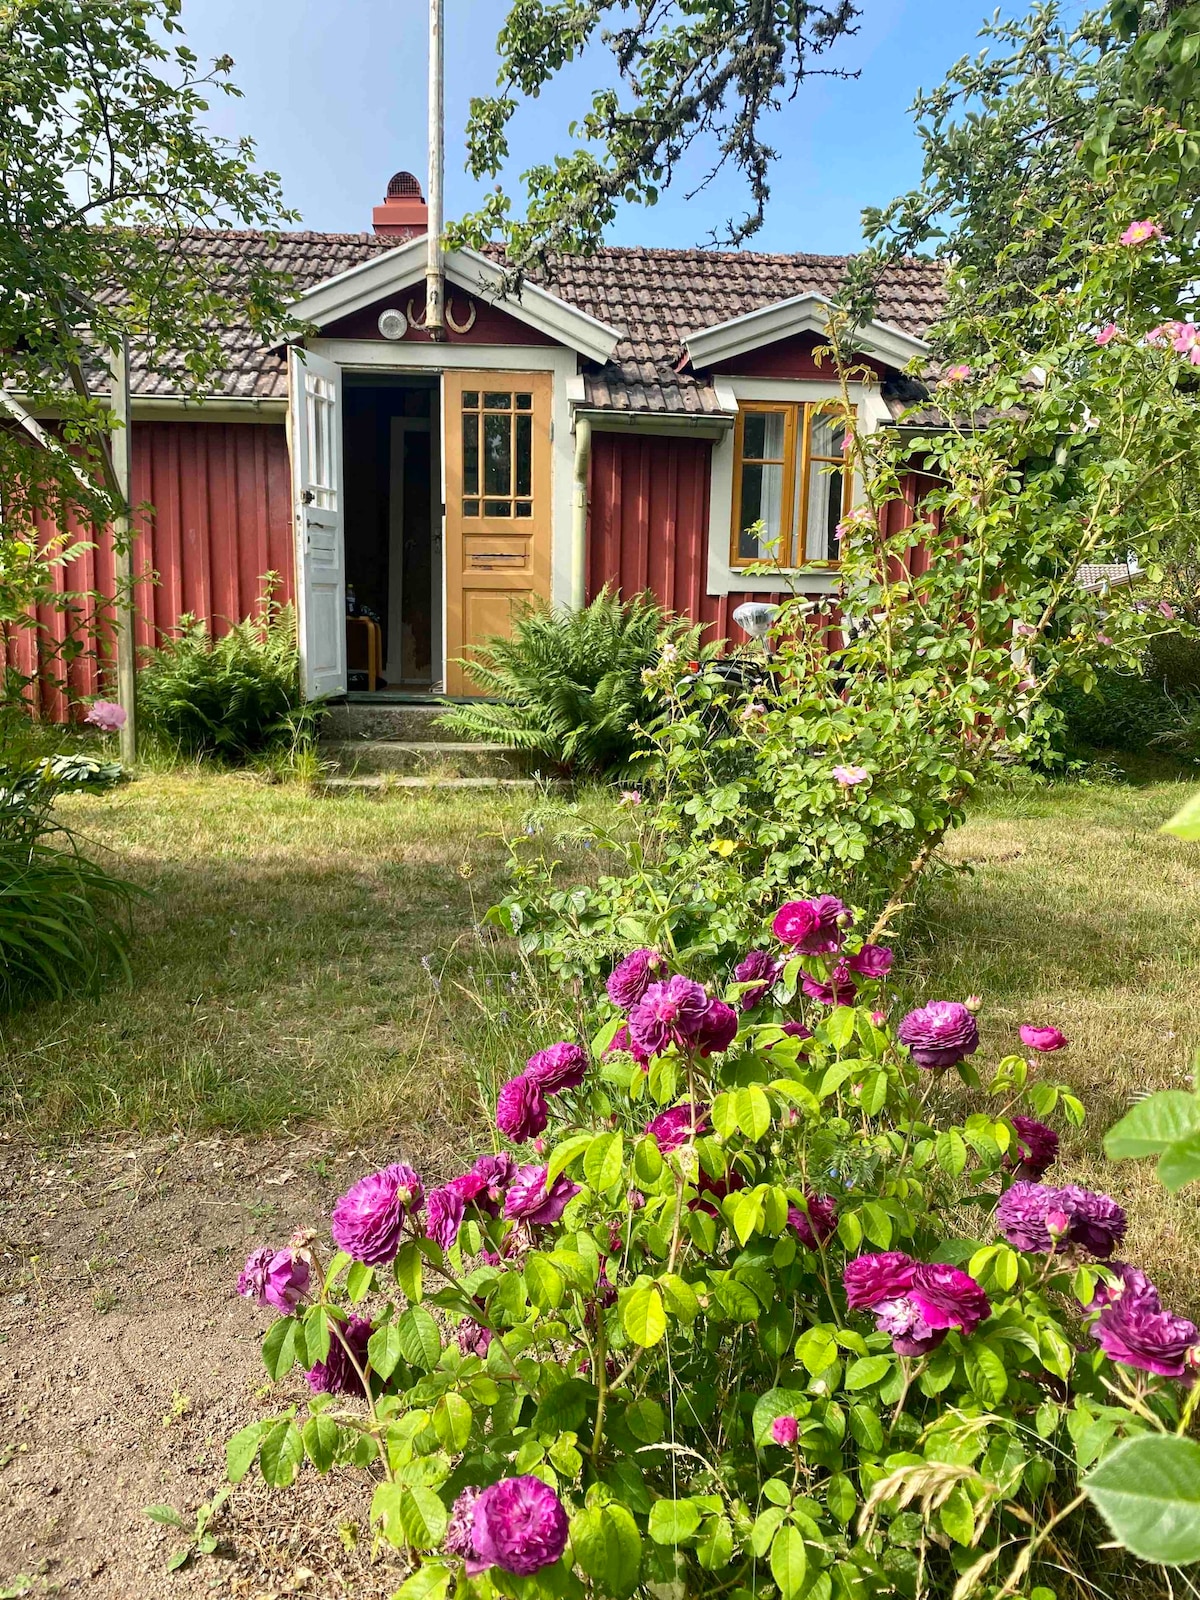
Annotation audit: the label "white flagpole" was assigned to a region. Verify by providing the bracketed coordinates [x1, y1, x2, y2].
[425, 0, 446, 340]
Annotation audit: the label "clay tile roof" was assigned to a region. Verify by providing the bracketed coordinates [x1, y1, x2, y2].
[124, 231, 946, 413]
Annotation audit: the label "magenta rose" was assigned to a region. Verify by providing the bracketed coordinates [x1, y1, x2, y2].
[525, 1042, 588, 1094]
[909, 1263, 991, 1335]
[425, 1184, 466, 1250]
[306, 1312, 372, 1396]
[788, 1193, 838, 1249]
[503, 1165, 580, 1225]
[780, 1019, 812, 1039]
[772, 895, 848, 954]
[331, 1163, 423, 1266]
[606, 948, 666, 1009]
[449, 1153, 517, 1217]
[469, 1476, 569, 1576]
[1007, 1116, 1059, 1180]
[445, 1487, 482, 1560]
[1019, 1024, 1068, 1053]
[734, 949, 781, 1010]
[697, 998, 738, 1056]
[236, 1246, 310, 1314]
[1092, 1297, 1200, 1379]
[843, 1251, 916, 1310]
[845, 942, 893, 979]
[628, 975, 711, 1055]
[872, 1295, 945, 1356]
[496, 1074, 548, 1143]
[1054, 1184, 1127, 1258]
[801, 961, 858, 1006]
[1089, 1261, 1160, 1313]
[646, 1103, 708, 1154]
[456, 1319, 494, 1358]
[897, 1000, 980, 1070]
[997, 1180, 1126, 1258]
[605, 1022, 652, 1066]
[770, 1414, 799, 1445]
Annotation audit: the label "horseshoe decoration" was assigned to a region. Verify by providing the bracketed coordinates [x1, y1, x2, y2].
[406, 296, 477, 335]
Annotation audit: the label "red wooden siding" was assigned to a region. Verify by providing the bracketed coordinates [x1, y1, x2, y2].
[8, 421, 292, 722]
[707, 332, 887, 384]
[323, 284, 554, 346]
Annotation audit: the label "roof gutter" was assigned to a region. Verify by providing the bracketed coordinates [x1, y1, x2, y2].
[570, 406, 734, 440]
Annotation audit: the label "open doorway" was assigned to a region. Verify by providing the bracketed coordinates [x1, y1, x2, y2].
[341, 373, 442, 692]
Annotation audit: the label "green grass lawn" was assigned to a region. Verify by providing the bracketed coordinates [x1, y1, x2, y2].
[3, 763, 1198, 1302]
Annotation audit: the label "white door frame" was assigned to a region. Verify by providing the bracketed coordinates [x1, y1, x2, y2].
[288, 346, 347, 698]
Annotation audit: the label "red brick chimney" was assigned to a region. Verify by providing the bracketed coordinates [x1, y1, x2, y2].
[373, 171, 428, 239]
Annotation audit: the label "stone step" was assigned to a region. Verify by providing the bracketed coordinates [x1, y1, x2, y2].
[320, 739, 526, 778]
[317, 774, 539, 795]
[322, 702, 450, 743]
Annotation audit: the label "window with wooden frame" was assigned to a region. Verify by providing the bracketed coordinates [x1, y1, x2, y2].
[730, 400, 851, 567]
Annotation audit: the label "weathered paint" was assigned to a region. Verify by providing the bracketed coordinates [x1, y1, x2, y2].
[9, 421, 292, 721]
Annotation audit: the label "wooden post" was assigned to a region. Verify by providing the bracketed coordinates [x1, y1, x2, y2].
[425, 0, 446, 339]
[108, 338, 136, 765]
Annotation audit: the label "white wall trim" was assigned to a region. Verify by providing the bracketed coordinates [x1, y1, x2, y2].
[291, 239, 623, 364]
[684, 291, 928, 371]
[705, 377, 873, 599]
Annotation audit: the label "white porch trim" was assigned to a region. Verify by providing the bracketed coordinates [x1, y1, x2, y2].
[684, 292, 928, 373]
[291, 237, 623, 366]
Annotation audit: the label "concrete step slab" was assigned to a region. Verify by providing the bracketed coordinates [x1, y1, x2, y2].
[322, 702, 450, 743]
[320, 740, 527, 778]
[316, 774, 540, 795]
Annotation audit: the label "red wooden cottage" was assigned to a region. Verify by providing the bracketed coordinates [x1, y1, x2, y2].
[24, 171, 946, 711]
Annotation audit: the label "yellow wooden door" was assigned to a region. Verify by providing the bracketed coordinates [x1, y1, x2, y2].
[443, 371, 553, 695]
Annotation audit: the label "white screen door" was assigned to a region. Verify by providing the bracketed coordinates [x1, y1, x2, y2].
[289, 346, 346, 698]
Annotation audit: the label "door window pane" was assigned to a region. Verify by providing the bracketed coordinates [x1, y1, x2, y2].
[515, 414, 532, 497]
[515, 393, 532, 410]
[484, 500, 512, 517]
[484, 392, 510, 410]
[515, 500, 532, 518]
[483, 413, 511, 495]
[742, 409, 786, 462]
[463, 498, 480, 518]
[462, 409, 479, 496]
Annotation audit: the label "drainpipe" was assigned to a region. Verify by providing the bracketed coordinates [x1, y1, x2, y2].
[571, 413, 592, 609]
[425, 0, 446, 340]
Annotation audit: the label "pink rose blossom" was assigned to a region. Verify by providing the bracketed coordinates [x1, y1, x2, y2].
[331, 1164, 423, 1266]
[772, 895, 849, 954]
[496, 1074, 548, 1143]
[1093, 323, 1120, 346]
[943, 363, 972, 382]
[832, 764, 869, 787]
[469, 1476, 569, 1576]
[628, 974, 710, 1055]
[84, 700, 127, 732]
[525, 1041, 588, 1093]
[770, 1414, 799, 1445]
[237, 1246, 310, 1314]
[503, 1165, 579, 1225]
[646, 1103, 708, 1153]
[1019, 1024, 1068, 1053]
[1119, 219, 1163, 246]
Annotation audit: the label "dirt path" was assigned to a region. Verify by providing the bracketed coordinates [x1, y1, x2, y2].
[0, 1132, 447, 1599]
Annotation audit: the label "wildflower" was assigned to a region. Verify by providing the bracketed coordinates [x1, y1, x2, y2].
[236, 1246, 310, 1314]
[943, 363, 972, 382]
[646, 1103, 708, 1153]
[84, 700, 126, 732]
[331, 1164, 423, 1266]
[771, 1414, 799, 1446]
[1092, 1297, 1200, 1379]
[606, 948, 667, 1009]
[448, 1153, 517, 1217]
[696, 998, 739, 1055]
[734, 948, 781, 1010]
[1145, 321, 1182, 346]
[495, 1074, 548, 1143]
[525, 1041, 589, 1094]
[306, 1313, 372, 1396]
[832, 764, 869, 787]
[425, 1184, 466, 1250]
[1094, 323, 1120, 346]
[628, 975, 711, 1055]
[788, 1193, 838, 1249]
[996, 1180, 1126, 1258]
[1008, 1116, 1060, 1180]
[618, 789, 642, 807]
[1019, 1024, 1068, 1053]
[897, 1000, 979, 1070]
[1173, 323, 1200, 363]
[801, 962, 858, 1007]
[835, 505, 875, 542]
[1097, 633, 1113, 647]
[467, 1477, 570, 1576]
[660, 642, 678, 666]
[843, 1251, 916, 1310]
[772, 895, 849, 954]
[1013, 620, 1037, 638]
[1119, 219, 1162, 246]
[846, 943, 893, 979]
[1159, 600, 1177, 620]
[503, 1165, 579, 1225]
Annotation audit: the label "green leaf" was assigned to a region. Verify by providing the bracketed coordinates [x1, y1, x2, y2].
[795, 1326, 838, 1376]
[261, 1317, 298, 1381]
[1162, 790, 1200, 840]
[770, 1524, 808, 1598]
[525, 1252, 565, 1311]
[226, 1421, 265, 1484]
[585, 1130, 625, 1193]
[144, 1504, 186, 1527]
[825, 1006, 856, 1050]
[845, 1355, 892, 1390]
[658, 1272, 699, 1322]
[1104, 1092, 1200, 1160]
[935, 1128, 967, 1178]
[753, 1388, 808, 1448]
[623, 1281, 666, 1345]
[939, 1482, 975, 1546]
[964, 1343, 1008, 1404]
[547, 1132, 593, 1185]
[532, 1377, 596, 1433]
[368, 1321, 405, 1381]
[392, 1561, 454, 1600]
[625, 1398, 666, 1443]
[395, 1242, 424, 1302]
[648, 1498, 702, 1544]
[398, 1485, 449, 1550]
[571, 1503, 643, 1598]
[166, 1548, 192, 1572]
[433, 1393, 472, 1453]
[346, 1260, 375, 1303]
[303, 1304, 331, 1366]
[632, 1136, 663, 1186]
[734, 1085, 772, 1141]
[1156, 1131, 1200, 1192]
[259, 1419, 304, 1488]
[303, 1412, 339, 1474]
[396, 1307, 442, 1369]
[1083, 1435, 1200, 1566]
[826, 1474, 856, 1524]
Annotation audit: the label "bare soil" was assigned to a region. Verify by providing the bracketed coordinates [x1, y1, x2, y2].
[0, 1131, 449, 1600]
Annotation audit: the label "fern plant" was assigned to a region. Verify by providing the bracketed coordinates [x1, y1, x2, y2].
[138, 581, 322, 762]
[439, 587, 698, 776]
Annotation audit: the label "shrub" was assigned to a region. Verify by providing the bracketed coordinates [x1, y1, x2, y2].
[137, 587, 319, 762]
[1047, 669, 1200, 762]
[438, 588, 702, 778]
[0, 748, 135, 1011]
[231, 898, 1188, 1599]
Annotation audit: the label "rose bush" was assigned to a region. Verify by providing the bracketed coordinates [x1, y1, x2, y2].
[231, 898, 1196, 1599]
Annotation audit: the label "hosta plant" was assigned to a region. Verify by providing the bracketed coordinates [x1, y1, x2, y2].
[232, 902, 1196, 1600]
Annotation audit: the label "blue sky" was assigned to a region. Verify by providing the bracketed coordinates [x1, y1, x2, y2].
[181, 0, 1022, 254]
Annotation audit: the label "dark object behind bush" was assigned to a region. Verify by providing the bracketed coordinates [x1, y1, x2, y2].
[1049, 666, 1200, 761]
[138, 596, 319, 761]
[0, 747, 136, 1013]
[438, 587, 700, 776]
